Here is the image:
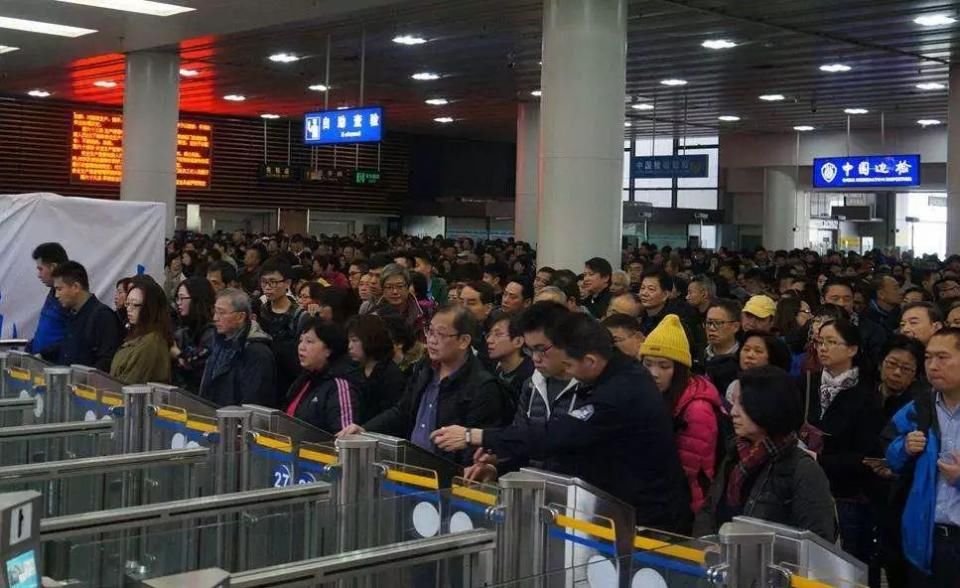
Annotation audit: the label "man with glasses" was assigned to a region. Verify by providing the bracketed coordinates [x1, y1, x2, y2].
[823, 277, 887, 365]
[486, 312, 535, 404]
[372, 264, 426, 341]
[703, 299, 742, 396]
[199, 288, 276, 407]
[257, 258, 303, 403]
[338, 304, 512, 465]
[935, 278, 960, 306]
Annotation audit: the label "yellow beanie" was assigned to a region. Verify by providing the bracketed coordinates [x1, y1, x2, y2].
[640, 314, 691, 368]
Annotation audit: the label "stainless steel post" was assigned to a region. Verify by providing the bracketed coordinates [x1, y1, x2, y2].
[337, 435, 377, 552]
[0, 352, 7, 398]
[215, 406, 252, 572]
[716, 521, 777, 588]
[495, 471, 547, 584]
[43, 366, 71, 424]
[121, 385, 151, 454]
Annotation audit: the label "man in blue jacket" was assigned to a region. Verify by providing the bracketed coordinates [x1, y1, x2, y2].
[25, 242, 69, 359]
[886, 328, 960, 587]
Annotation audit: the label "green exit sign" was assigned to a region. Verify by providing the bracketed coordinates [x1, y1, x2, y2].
[353, 169, 381, 185]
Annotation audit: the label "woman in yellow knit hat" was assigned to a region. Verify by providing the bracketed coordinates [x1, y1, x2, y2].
[640, 314, 723, 520]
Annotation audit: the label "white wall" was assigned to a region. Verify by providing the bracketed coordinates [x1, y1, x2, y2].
[308, 212, 389, 238]
[403, 215, 445, 237]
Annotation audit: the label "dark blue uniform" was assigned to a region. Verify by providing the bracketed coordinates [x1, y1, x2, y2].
[483, 351, 693, 534]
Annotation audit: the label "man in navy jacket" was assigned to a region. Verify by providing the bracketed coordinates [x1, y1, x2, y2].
[50, 261, 122, 372]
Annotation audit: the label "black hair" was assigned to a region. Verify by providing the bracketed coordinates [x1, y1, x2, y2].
[881, 335, 925, 375]
[410, 272, 429, 299]
[346, 314, 394, 363]
[116, 277, 133, 292]
[536, 266, 556, 276]
[463, 280, 496, 305]
[32, 242, 68, 265]
[299, 316, 348, 362]
[51, 260, 89, 290]
[640, 270, 675, 293]
[821, 276, 855, 297]
[708, 298, 742, 322]
[434, 303, 480, 346]
[548, 311, 614, 360]
[930, 326, 960, 350]
[773, 296, 803, 336]
[488, 310, 524, 339]
[814, 303, 851, 323]
[903, 285, 931, 302]
[738, 366, 804, 437]
[177, 276, 216, 334]
[350, 260, 370, 274]
[740, 331, 792, 372]
[483, 262, 509, 283]
[317, 287, 349, 324]
[517, 301, 570, 335]
[818, 317, 863, 363]
[508, 277, 535, 301]
[902, 300, 944, 324]
[207, 260, 238, 285]
[260, 257, 292, 280]
[368, 253, 393, 271]
[381, 314, 416, 353]
[600, 313, 642, 333]
[127, 275, 174, 344]
[584, 257, 613, 278]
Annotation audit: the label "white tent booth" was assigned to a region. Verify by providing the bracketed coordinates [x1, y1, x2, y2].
[0, 193, 165, 340]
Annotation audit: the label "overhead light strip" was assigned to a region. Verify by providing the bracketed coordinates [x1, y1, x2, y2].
[53, 0, 194, 17]
[0, 16, 96, 37]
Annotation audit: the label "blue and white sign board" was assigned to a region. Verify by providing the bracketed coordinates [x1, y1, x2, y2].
[813, 154, 920, 189]
[304, 106, 383, 145]
[631, 155, 709, 178]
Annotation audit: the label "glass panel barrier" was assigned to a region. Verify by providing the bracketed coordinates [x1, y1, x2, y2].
[781, 562, 869, 588]
[0, 423, 114, 467]
[632, 527, 719, 587]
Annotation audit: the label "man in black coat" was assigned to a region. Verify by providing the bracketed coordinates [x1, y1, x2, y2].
[199, 288, 277, 407]
[50, 261, 122, 372]
[338, 304, 513, 466]
[432, 312, 693, 534]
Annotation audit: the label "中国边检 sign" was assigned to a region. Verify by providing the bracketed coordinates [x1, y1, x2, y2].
[813, 154, 920, 189]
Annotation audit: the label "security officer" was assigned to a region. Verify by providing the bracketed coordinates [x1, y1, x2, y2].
[432, 310, 693, 534]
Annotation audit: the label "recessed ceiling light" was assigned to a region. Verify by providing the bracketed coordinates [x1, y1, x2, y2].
[412, 72, 440, 81]
[393, 35, 427, 45]
[434, 117, 454, 123]
[918, 119, 942, 126]
[701, 39, 737, 50]
[916, 82, 946, 90]
[793, 125, 815, 132]
[53, 0, 194, 16]
[425, 98, 449, 106]
[27, 89, 51, 98]
[530, 90, 542, 97]
[660, 78, 688, 86]
[179, 68, 199, 77]
[0, 45, 19, 54]
[0, 16, 96, 37]
[93, 80, 117, 88]
[759, 94, 785, 101]
[223, 94, 246, 102]
[269, 53, 299, 63]
[260, 113, 280, 119]
[624, 121, 632, 127]
[718, 115, 740, 122]
[914, 14, 956, 27]
[631, 103, 654, 110]
[844, 108, 869, 114]
[336, 105, 351, 110]
[308, 84, 328, 92]
[820, 63, 852, 73]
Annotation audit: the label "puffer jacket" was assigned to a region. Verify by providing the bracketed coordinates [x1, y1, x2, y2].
[199, 321, 276, 408]
[284, 356, 363, 434]
[673, 375, 722, 512]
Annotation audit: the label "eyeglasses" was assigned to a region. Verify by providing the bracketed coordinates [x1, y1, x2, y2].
[383, 283, 408, 292]
[523, 343, 553, 357]
[426, 328, 460, 340]
[260, 278, 286, 288]
[705, 320, 736, 330]
[882, 358, 916, 376]
[176, 296, 191, 303]
[814, 339, 848, 349]
[213, 308, 241, 318]
[124, 302, 143, 310]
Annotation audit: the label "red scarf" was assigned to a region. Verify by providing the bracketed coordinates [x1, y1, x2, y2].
[725, 433, 798, 507]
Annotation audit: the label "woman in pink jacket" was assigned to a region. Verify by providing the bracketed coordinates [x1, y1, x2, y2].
[641, 315, 723, 515]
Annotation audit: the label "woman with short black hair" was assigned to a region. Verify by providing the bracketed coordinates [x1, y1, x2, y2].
[347, 315, 407, 422]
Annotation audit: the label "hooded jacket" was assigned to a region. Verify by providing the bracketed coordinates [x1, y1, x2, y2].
[673, 375, 723, 512]
[514, 369, 580, 424]
[199, 321, 276, 408]
[284, 356, 363, 434]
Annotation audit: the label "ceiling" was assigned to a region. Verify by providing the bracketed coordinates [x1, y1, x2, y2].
[0, 0, 957, 141]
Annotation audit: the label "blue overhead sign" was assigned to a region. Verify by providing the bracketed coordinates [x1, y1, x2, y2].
[631, 154, 709, 178]
[813, 154, 920, 189]
[304, 106, 383, 145]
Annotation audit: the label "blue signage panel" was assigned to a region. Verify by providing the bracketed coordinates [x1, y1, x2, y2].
[631, 154, 709, 178]
[304, 106, 383, 145]
[813, 154, 920, 189]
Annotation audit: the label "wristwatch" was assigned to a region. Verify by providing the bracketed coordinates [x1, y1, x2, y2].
[464, 428, 472, 446]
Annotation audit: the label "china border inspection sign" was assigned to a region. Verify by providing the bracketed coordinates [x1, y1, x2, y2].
[813, 154, 920, 189]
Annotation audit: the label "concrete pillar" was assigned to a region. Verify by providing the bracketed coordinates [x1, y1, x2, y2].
[514, 102, 540, 245]
[948, 64, 960, 255]
[121, 50, 180, 237]
[537, 0, 626, 271]
[763, 167, 806, 251]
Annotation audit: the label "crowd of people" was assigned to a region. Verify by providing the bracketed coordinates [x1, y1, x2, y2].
[22, 232, 960, 588]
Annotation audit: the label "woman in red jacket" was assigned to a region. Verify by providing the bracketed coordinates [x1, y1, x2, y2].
[641, 314, 723, 515]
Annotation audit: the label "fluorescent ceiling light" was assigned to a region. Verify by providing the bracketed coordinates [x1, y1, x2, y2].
[393, 35, 426, 45]
[179, 68, 199, 77]
[631, 103, 654, 110]
[0, 16, 96, 38]
[701, 39, 736, 50]
[660, 78, 688, 86]
[916, 82, 946, 90]
[793, 125, 815, 132]
[260, 113, 280, 119]
[412, 72, 440, 81]
[718, 115, 740, 122]
[308, 84, 328, 92]
[434, 117, 453, 123]
[336, 105, 352, 110]
[93, 80, 116, 88]
[530, 90, 541, 97]
[624, 121, 632, 127]
[54, 0, 193, 16]
[425, 98, 448, 106]
[914, 14, 956, 27]
[844, 108, 868, 114]
[0, 45, 19, 54]
[27, 89, 51, 98]
[269, 53, 299, 63]
[759, 94, 785, 101]
[820, 63, 851, 73]
[223, 94, 246, 102]
[917, 119, 942, 126]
